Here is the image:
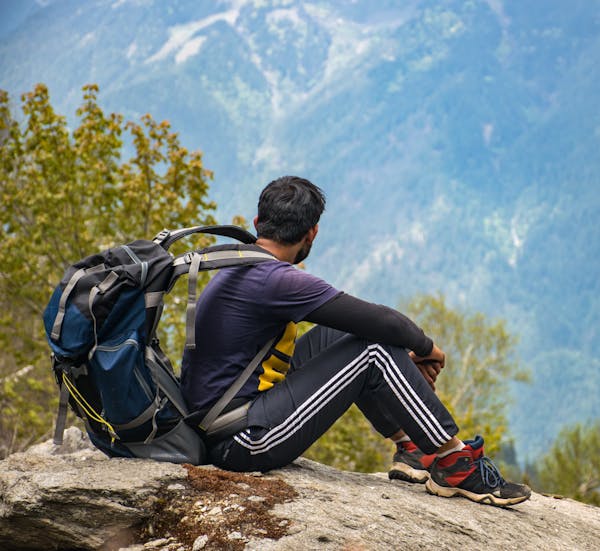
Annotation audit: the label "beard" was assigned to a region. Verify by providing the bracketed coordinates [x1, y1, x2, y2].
[293, 241, 312, 264]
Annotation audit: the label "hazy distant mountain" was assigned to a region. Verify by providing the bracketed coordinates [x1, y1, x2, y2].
[1, 0, 599, 460]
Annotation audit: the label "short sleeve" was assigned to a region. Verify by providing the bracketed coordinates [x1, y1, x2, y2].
[262, 263, 341, 322]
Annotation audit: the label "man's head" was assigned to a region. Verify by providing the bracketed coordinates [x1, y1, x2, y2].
[255, 176, 326, 264]
[255, 175, 325, 242]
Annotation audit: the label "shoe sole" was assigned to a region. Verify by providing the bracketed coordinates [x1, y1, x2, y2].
[388, 462, 430, 484]
[425, 478, 531, 507]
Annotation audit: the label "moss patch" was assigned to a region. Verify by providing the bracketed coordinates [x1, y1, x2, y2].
[137, 465, 298, 550]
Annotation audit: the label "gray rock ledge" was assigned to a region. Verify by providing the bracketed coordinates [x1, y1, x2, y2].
[0, 428, 599, 551]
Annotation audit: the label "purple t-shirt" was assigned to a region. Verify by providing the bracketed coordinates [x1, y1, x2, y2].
[180, 260, 340, 411]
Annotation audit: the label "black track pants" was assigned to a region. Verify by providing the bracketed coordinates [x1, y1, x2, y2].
[208, 326, 458, 472]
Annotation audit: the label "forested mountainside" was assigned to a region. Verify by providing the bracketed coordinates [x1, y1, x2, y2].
[1, 0, 599, 460]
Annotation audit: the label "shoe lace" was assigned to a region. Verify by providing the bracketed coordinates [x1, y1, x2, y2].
[475, 456, 506, 489]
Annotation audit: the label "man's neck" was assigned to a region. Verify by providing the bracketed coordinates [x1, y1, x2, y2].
[255, 237, 300, 264]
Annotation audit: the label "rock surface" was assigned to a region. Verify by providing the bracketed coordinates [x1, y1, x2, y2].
[1, 427, 599, 550]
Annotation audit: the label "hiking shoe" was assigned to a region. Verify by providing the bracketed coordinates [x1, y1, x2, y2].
[388, 439, 436, 484]
[425, 436, 531, 507]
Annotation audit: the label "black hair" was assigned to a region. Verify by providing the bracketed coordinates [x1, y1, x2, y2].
[256, 176, 326, 244]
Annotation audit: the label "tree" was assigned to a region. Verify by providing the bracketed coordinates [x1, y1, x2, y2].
[537, 421, 600, 506]
[304, 294, 526, 471]
[0, 84, 216, 457]
[404, 294, 528, 456]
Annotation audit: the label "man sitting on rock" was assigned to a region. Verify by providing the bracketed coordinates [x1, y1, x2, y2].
[181, 175, 531, 507]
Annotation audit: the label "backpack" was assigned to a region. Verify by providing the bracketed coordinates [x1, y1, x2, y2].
[42, 225, 275, 464]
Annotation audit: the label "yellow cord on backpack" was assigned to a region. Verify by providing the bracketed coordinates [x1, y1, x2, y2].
[62, 373, 119, 443]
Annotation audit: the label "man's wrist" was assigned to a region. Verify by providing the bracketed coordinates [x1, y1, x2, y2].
[414, 338, 434, 358]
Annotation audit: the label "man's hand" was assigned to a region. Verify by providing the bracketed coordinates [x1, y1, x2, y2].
[409, 344, 445, 391]
[411, 343, 445, 368]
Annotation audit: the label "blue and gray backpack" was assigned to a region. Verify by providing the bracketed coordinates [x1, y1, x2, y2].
[43, 225, 275, 464]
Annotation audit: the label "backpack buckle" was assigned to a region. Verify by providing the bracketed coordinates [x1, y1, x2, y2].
[153, 229, 171, 245]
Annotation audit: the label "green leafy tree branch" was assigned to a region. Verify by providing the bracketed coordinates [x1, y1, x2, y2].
[538, 421, 600, 506]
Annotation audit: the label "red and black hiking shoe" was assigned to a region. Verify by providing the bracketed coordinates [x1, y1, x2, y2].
[425, 436, 531, 507]
[388, 439, 436, 483]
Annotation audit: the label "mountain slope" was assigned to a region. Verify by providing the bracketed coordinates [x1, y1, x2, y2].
[1, 0, 599, 460]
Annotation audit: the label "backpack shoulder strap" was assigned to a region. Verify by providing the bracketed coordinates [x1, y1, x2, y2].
[172, 244, 275, 270]
[177, 245, 277, 350]
[196, 337, 276, 432]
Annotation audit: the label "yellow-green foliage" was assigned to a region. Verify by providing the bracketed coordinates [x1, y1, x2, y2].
[538, 421, 600, 505]
[304, 294, 526, 471]
[0, 84, 216, 457]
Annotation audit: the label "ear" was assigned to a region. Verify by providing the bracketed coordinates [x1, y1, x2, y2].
[253, 216, 259, 231]
[307, 224, 319, 242]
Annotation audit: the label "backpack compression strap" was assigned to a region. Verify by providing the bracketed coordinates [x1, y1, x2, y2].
[50, 264, 106, 341]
